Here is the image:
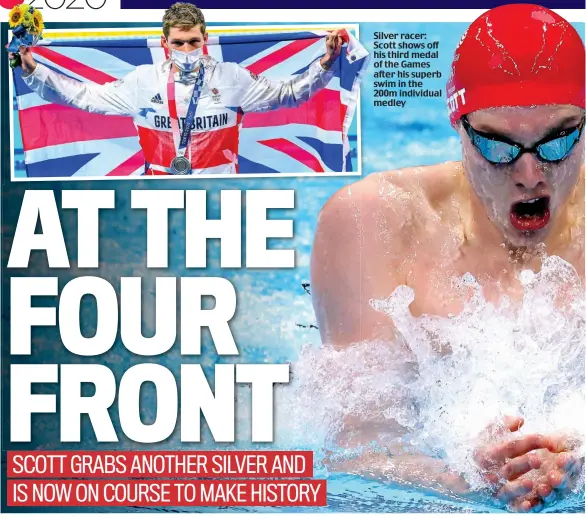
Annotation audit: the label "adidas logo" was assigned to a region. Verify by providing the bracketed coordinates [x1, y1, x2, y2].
[150, 93, 163, 104]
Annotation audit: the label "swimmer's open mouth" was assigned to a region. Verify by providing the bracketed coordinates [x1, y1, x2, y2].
[510, 196, 550, 231]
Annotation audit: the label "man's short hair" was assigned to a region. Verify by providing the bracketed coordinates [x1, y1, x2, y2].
[163, 2, 206, 38]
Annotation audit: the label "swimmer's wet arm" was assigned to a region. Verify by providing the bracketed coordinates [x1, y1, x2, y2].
[310, 176, 467, 488]
[325, 444, 470, 496]
[310, 175, 407, 347]
[312, 174, 468, 496]
[325, 413, 470, 494]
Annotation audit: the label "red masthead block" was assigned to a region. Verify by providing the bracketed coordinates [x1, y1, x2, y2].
[7, 480, 327, 506]
[7, 451, 313, 478]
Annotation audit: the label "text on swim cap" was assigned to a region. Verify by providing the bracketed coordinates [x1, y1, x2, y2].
[447, 88, 466, 115]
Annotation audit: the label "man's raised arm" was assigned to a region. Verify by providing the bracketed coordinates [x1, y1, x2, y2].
[12, 47, 139, 117]
[238, 31, 343, 113]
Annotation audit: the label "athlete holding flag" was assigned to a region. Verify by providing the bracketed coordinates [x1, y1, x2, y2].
[10, 3, 343, 175]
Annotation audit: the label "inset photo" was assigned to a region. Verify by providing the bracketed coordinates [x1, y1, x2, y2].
[9, 12, 368, 179]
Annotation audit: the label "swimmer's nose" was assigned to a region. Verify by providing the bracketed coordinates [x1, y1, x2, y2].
[512, 153, 546, 191]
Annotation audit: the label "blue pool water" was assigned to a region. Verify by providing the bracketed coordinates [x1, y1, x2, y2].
[98, 476, 586, 513]
[116, 483, 584, 514]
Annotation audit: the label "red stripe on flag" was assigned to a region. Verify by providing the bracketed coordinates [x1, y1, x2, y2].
[32, 47, 116, 85]
[106, 150, 145, 176]
[246, 38, 321, 75]
[258, 138, 324, 173]
[20, 104, 137, 150]
[243, 89, 346, 132]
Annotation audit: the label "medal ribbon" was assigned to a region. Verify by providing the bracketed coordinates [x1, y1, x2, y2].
[167, 63, 206, 160]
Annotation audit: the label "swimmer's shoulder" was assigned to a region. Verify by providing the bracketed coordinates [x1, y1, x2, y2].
[317, 171, 383, 221]
[319, 161, 464, 222]
[382, 161, 464, 201]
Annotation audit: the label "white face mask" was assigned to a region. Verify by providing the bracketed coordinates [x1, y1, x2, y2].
[169, 46, 203, 73]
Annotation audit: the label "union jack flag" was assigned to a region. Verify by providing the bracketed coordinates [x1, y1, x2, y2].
[11, 28, 369, 178]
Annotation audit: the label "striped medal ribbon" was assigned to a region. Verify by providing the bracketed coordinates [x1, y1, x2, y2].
[167, 64, 206, 175]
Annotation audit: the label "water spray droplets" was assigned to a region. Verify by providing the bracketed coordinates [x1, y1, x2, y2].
[281, 254, 584, 498]
[518, 269, 535, 286]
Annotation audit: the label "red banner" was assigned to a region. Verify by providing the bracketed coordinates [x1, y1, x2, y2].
[7, 480, 327, 506]
[7, 451, 313, 478]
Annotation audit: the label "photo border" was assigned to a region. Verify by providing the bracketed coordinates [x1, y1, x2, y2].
[8, 23, 363, 182]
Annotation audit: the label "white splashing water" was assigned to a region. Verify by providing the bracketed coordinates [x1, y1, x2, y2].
[280, 255, 584, 497]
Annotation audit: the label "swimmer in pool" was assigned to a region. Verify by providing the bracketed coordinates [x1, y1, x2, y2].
[311, 4, 584, 512]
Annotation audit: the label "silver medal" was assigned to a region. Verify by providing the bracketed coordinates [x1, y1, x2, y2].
[170, 156, 191, 175]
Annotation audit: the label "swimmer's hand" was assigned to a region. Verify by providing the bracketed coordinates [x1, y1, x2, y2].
[508, 435, 584, 512]
[473, 416, 567, 512]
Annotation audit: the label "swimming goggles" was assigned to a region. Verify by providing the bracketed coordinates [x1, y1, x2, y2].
[461, 116, 585, 165]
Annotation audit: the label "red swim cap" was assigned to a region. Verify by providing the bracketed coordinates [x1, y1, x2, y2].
[447, 4, 585, 126]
